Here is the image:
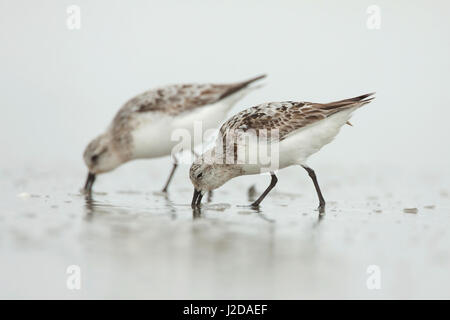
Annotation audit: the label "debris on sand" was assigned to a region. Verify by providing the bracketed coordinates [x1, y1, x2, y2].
[403, 208, 418, 214]
[17, 192, 31, 199]
[424, 205, 435, 210]
[204, 203, 231, 211]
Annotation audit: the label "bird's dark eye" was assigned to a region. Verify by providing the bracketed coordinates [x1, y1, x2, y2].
[91, 147, 107, 164]
[196, 172, 203, 179]
[91, 155, 99, 163]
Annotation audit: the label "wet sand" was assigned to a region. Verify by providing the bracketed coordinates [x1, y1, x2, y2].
[1, 163, 449, 299]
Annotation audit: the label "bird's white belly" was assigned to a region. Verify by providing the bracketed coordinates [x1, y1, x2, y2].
[238, 108, 356, 174]
[131, 114, 176, 159]
[279, 108, 356, 165]
[130, 99, 233, 159]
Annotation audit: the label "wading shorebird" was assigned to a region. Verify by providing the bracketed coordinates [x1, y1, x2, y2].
[82, 75, 266, 194]
[190, 93, 375, 212]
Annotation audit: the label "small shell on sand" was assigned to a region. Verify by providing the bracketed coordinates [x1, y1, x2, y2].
[403, 208, 418, 214]
[17, 192, 31, 198]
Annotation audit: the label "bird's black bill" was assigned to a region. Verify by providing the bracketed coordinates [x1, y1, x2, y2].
[191, 189, 203, 208]
[83, 172, 96, 195]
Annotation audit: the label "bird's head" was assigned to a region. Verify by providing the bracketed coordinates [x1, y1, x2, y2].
[83, 133, 121, 174]
[189, 152, 240, 207]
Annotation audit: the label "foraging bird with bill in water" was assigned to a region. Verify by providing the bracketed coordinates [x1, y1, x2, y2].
[82, 75, 267, 194]
[190, 93, 375, 212]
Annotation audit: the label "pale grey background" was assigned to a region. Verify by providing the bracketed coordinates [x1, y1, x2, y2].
[1, 0, 449, 171]
[1, 0, 450, 299]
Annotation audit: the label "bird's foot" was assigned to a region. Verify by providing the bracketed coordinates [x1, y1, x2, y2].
[80, 188, 92, 196]
[317, 203, 326, 215]
[236, 202, 260, 208]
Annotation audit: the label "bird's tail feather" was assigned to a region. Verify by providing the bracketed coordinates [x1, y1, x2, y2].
[220, 74, 267, 99]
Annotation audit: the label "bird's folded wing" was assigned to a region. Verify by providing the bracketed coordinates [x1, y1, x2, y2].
[219, 93, 375, 142]
[117, 75, 267, 117]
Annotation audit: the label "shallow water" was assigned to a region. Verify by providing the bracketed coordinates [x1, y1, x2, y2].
[1, 163, 449, 299]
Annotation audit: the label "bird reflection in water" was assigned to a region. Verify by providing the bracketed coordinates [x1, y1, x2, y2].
[83, 190, 179, 221]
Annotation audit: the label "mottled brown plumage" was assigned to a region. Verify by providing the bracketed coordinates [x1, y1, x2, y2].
[116, 75, 266, 117]
[219, 93, 375, 141]
[108, 75, 267, 159]
[190, 93, 376, 209]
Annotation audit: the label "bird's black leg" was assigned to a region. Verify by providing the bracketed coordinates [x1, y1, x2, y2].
[302, 165, 326, 213]
[161, 159, 178, 192]
[250, 173, 278, 207]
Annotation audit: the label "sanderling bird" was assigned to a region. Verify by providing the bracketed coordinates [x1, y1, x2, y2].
[190, 93, 375, 212]
[82, 75, 266, 194]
